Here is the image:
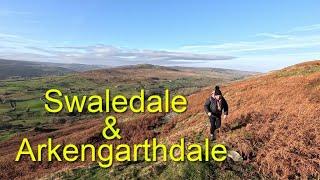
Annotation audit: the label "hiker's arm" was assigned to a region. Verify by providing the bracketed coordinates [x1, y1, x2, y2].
[223, 98, 229, 115]
[204, 98, 211, 114]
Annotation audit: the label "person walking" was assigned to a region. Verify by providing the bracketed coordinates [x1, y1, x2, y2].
[204, 86, 228, 141]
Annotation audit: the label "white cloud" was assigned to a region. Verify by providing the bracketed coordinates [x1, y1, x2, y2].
[51, 46, 235, 65]
[0, 37, 235, 65]
[179, 24, 320, 71]
[290, 24, 320, 32]
[181, 24, 320, 54]
[0, 9, 31, 16]
[1, 23, 320, 71]
[255, 33, 292, 39]
[0, 33, 20, 38]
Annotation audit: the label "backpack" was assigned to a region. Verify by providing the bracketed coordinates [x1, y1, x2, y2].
[209, 97, 223, 115]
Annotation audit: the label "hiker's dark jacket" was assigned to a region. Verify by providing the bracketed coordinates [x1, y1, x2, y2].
[204, 97, 228, 116]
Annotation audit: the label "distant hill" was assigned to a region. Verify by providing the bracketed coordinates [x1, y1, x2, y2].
[79, 63, 256, 83]
[0, 59, 71, 79]
[0, 59, 256, 81]
[0, 59, 108, 80]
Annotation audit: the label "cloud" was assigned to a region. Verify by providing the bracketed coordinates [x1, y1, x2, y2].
[181, 36, 320, 53]
[178, 24, 320, 71]
[1, 23, 319, 70]
[0, 37, 235, 66]
[50, 46, 235, 65]
[0, 33, 20, 39]
[255, 33, 292, 39]
[290, 24, 320, 32]
[0, 9, 31, 16]
[181, 24, 320, 54]
[0, 33, 42, 45]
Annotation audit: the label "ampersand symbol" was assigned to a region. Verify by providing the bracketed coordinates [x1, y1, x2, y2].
[102, 116, 121, 140]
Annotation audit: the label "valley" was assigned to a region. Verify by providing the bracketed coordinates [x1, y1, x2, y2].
[0, 63, 252, 143]
[1, 60, 319, 179]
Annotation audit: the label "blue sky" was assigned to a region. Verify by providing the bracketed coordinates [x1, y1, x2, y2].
[0, 0, 320, 72]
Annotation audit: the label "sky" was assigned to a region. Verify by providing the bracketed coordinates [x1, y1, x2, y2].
[0, 0, 320, 72]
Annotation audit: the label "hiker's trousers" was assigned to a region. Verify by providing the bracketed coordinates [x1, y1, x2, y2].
[209, 115, 221, 135]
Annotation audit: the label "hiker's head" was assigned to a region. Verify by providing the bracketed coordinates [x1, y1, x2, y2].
[213, 86, 222, 99]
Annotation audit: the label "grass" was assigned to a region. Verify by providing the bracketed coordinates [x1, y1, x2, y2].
[0, 131, 15, 142]
[276, 64, 320, 77]
[159, 161, 214, 180]
[54, 157, 261, 180]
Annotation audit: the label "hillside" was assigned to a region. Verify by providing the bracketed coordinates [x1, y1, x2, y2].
[79, 64, 254, 83]
[0, 61, 319, 179]
[0, 59, 72, 80]
[164, 60, 320, 179]
[0, 59, 108, 80]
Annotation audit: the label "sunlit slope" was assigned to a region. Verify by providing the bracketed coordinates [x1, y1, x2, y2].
[165, 60, 320, 179]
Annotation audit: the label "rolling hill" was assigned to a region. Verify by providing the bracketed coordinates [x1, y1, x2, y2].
[0, 59, 108, 80]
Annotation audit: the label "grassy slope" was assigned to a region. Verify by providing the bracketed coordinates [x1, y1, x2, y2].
[51, 60, 320, 179]
[162, 60, 320, 179]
